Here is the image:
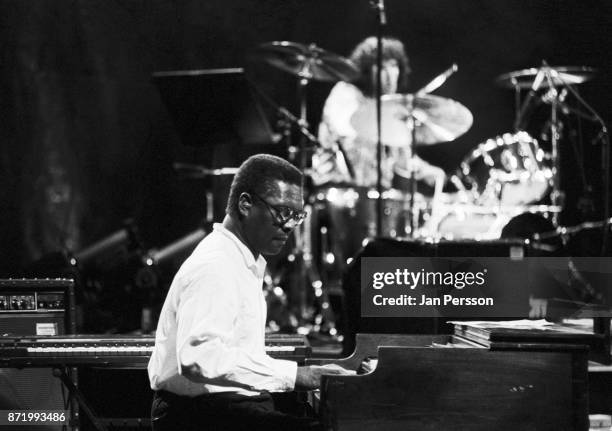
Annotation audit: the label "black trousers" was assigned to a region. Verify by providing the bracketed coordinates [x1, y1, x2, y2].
[151, 390, 322, 431]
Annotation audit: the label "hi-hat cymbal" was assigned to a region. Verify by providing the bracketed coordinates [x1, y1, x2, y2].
[496, 66, 596, 89]
[350, 93, 473, 146]
[253, 41, 360, 82]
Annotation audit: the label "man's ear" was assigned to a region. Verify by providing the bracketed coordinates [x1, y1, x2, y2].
[238, 192, 253, 217]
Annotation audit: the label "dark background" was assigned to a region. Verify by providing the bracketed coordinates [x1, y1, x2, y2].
[1, 0, 610, 275]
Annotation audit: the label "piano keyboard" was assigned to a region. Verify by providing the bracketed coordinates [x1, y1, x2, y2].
[0, 333, 310, 367]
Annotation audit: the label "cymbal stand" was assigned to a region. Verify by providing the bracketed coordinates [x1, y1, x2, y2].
[513, 62, 565, 227]
[292, 70, 314, 324]
[252, 69, 333, 330]
[541, 64, 565, 228]
[247, 80, 318, 146]
[295, 67, 340, 333]
[408, 64, 459, 236]
[548, 70, 610, 255]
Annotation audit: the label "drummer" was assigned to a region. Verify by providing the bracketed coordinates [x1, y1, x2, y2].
[312, 36, 445, 189]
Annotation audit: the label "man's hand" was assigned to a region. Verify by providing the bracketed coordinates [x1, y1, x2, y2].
[295, 364, 356, 390]
[394, 155, 446, 188]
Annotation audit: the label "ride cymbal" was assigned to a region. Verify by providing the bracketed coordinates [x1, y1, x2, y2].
[496, 66, 596, 89]
[253, 41, 360, 82]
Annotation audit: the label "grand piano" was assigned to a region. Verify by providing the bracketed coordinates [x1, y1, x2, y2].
[0, 332, 597, 431]
[307, 333, 589, 431]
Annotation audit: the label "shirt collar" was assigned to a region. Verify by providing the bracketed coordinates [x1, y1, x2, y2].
[213, 223, 267, 276]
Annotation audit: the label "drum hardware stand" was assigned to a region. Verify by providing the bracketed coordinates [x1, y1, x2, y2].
[513, 66, 546, 132]
[552, 76, 610, 255]
[514, 62, 564, 227]
[406, 64, 459, 237]
[546, 72, 564, 229]
[293, 69, 341, 333]
[249, 77, 336, 332]
[536, 62, 610, 253]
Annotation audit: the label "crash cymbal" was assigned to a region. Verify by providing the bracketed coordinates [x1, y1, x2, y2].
[496, 66, 596, 89]
[350, 93, 473, 146]
[254, 41, 360, 82]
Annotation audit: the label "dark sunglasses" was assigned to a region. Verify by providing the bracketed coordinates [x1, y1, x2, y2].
[250, 192, 307, 227]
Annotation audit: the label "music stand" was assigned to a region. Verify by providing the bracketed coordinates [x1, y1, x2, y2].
[152, 67, 275, 147]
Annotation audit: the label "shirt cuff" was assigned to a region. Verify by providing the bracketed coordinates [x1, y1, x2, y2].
[272, 358, 298, 391]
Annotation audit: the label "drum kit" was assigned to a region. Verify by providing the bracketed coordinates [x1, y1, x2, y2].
[161, 41, 606, 332]
[249, 41, 605, 298]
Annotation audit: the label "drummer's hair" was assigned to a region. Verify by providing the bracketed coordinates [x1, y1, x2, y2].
[226, 154, 303, 216]
[350, 36, 411, 97]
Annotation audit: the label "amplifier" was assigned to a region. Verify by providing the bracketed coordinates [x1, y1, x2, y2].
[0, 278, 75, 431]
[0, 278, 76, 335]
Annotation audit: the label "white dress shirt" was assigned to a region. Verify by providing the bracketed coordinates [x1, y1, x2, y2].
[148, 223, 297, 397]
[315, 81, 400, 188]
[314, 81, 444, 190]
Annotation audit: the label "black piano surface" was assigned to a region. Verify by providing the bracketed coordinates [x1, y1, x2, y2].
[307, 333, 589, 431]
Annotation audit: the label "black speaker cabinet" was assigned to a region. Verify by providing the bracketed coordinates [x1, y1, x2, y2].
[0, 278, 75, 431]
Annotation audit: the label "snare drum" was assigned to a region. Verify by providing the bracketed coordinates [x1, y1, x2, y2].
[459, 131, 552, 206]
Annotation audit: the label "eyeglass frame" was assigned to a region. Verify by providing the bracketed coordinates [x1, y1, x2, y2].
[248, 191, 308, 227]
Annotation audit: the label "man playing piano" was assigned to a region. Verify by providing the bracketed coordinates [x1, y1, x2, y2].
[148, 154, 352, 431]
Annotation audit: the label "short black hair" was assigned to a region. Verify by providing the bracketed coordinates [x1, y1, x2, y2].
[225, 154, 303, 215]
[350, 36, 411, 97]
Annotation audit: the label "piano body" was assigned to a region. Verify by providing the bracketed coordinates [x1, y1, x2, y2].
[0, 332, 596, 431]
[307, 333, 589, 431]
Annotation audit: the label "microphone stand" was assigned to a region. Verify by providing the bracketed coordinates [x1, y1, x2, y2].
[370, 0, 386, 237]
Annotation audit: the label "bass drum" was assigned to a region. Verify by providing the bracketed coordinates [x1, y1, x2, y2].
[308, 186, 425, 289]
[459, 131, 552, 206]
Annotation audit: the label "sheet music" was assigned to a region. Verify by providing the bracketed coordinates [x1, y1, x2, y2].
[448, 319, 595, 334]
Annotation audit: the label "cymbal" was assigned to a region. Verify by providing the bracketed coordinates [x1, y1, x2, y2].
[254, 41, 360, 82]
[350, 93, 473, 146]
[496, 66, 596, 89]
